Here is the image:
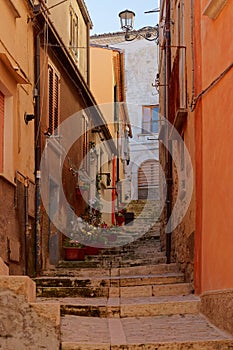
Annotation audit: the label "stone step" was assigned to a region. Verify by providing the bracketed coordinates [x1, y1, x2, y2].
[86, 253, 165, 263]
[36, 272, 184, 288]
[110, 256, 167, 267]
[35, 273, 185, 298]
[117, 282, 193, 298]
[61, 314, 233, 349]
[36, 281, 192, 299]
[42, 263, 179, 278]
[56, 256, 167, 269]
[37, 294, 200, 318]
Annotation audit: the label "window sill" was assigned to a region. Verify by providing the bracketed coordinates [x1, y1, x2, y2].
[138, 132, 159, 137]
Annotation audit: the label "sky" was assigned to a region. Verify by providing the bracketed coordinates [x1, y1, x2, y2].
[84, 0, 160, 35]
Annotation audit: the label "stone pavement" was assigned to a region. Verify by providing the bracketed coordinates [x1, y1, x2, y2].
[35, 200, 233, 349]
[61, 314, 233, 350]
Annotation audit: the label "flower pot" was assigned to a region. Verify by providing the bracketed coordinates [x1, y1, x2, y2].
[64, 247, 85, 261]
[115, 215, 125, 226]
[85, 246, 99, 255]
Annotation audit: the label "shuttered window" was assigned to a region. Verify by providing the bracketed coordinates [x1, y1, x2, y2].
[138, 160, 159, 199]
[142, 105, 159, 134]
[0, 91, 4, 172]
[69, 7, 79, 59]
[48, 64, 60, 135]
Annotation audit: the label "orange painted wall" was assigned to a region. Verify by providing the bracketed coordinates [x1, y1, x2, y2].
[0, 91, 4, 173]
[195, 0, 233, 292]
[90, 47, 114, 106]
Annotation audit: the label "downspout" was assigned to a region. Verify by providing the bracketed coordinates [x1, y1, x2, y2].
[86, 22, 90, 86]
[24, 178, 29, 276]
[190, 0, 195, 104]
[112, 156, 116, 225]
[34, 32, 41, 275]
[165, 0, 172, 264]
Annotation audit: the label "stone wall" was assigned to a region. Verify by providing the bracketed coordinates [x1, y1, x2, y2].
[159, 142, 195, 286]
[201, 289, 233, 336]
[0, 176, 35, 276]
[0, 276, 60, 349]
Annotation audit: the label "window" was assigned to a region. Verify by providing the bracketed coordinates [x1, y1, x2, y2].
[69, 7, 79, 59]
[142, 105, 159, 134]
[0, 91, 4, 172]
[138, 160, 160, 200]
[48, 64, 60, 135]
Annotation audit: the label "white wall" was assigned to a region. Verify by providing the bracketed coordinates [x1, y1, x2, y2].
[116, 38, 159, 200]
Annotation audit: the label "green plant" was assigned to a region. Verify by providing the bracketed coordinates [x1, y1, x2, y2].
[63, 237, 83, 248]
[115, 207, 127, 217]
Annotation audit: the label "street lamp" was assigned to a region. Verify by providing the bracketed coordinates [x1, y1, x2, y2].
[119, 9, 159, 42]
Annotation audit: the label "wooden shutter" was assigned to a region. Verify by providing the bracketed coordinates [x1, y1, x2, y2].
[54, 73, 59, 134]
[138, 160, 159, 199]
[48, 65, 54, 134]
[48, 64, 60, 135]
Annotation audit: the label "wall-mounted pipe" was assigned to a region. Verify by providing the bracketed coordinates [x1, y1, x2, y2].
[165, 0, 173, 264]
[34, 31, 42, 275]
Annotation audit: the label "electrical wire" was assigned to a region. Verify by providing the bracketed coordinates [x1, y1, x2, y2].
[191, 62, 233, 111]
[33, 0, 68, 18]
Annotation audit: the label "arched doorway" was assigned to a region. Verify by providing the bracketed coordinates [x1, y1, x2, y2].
[138, 160, 159, 200]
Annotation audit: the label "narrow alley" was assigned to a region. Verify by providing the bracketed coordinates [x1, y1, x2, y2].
[0, 0, 233, 349]
[33, 200, 232, 349]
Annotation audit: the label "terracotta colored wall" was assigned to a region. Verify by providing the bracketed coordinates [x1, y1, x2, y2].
[195, 0, 233, 293]
[0, 0, 35, 274]
[90, 47, 114, 109]
[40, 46, 90, 268]
[47, 0, 90, 82]
[159, 0, 196, 284]
[0, 92, 4, 173]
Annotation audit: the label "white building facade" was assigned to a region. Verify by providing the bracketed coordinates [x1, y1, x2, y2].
[91, 33, 159, 201]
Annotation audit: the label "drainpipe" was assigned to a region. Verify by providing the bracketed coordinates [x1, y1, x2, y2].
[86, 22, 90, 86]
[34, 32, 41, 275]
[24, 178, 29, 275]
[112, 156, 116, 225]
[190, 0, 195, 103]
[165, 0, 172, 264]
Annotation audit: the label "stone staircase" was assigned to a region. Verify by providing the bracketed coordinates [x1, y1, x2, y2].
[0, 257, 60, 349]
[35, 200, 233, 349]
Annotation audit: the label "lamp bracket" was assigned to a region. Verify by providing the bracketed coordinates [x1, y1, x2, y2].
[24, 113, 35, 125]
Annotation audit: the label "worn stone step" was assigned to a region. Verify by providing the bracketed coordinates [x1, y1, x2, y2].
[86, 254, 165, 264]
[56, 256, 167, 269]
[117, 282, 193, 298]
[61, 314, 233, 349]
[37, 294, 200, 318]
[36, 273, 185, 298]
[37, 285, 109, 298]
[42, 263, 179, 278]
[35, 272, 184, 289]
[36, 281, 192, 299]
[113, 256, 167, 267]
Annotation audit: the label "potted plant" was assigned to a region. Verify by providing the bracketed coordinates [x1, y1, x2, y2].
[115, 208, 126, 226]
[63, 237, 86, 261]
